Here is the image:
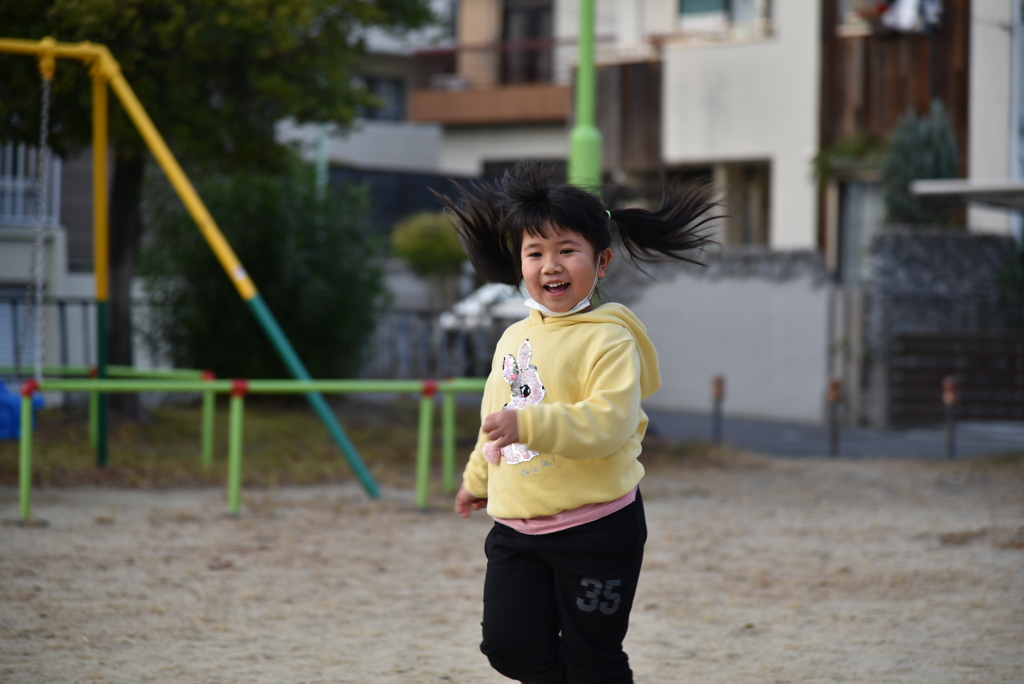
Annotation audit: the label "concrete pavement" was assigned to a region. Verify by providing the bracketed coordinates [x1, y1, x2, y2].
[644, 409, 1024, 460]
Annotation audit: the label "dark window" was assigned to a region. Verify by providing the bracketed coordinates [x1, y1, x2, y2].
[501, 0, 553, 84]
[329, 167, 474, 234]
[362, 77, 406, 121]
[680, 0, 728, 15]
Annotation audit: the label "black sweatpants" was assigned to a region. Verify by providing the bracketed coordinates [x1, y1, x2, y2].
[480, 491, 647, 684]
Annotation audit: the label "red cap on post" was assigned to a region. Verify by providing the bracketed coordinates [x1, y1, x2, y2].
[202, 370, 216, 381]
[827, 377, 841, 404]
[712, 375, 725, 402]
[21, 379, 39, 397]
[89, 365, 98, 379]
[422, 380, 438, 398]
[230, 379, 249, 398]
[942, 376, 958, 408]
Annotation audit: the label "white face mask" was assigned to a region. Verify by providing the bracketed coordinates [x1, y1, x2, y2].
[523, 256, 603, 318]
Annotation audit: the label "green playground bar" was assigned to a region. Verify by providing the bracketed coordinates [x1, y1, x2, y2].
[15, 376, 485, 521]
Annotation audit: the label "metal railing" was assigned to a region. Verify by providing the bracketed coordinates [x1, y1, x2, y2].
[14, 376, 486, 523]
[0, 297, 98, 372]
[413, 35, 616, 91]
[365, 309, 511, 379]
[0, 142, 61, 229]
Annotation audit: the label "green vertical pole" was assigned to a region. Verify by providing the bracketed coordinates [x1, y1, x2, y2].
[416, 383, 437, 509]
[227, 382, 246, 515]
[93, 70, 110, 469]
[246, 295, 379, 498]
[568, 0, 602, 190]
[201, 372, 216, 467]
[315, 123, 328, 204]
[442, 390, 456, 494]
[96, 303, 108, 467]
[19, 383, 37, 522]
[88, 380, 98, 449]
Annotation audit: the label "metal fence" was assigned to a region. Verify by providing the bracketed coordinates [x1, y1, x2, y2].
[0, 142, 61, 229]
[363, 309, 513, 379]
[0, 296, 96, 373]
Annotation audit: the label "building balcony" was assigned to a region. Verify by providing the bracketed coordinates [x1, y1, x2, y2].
[409, 83, 570, 126]
[408, 39, 572, 126]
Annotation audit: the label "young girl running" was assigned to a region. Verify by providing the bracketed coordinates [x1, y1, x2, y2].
[441, 160, 715, 684]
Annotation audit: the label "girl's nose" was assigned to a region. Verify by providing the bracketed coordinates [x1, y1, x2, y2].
[541, 255, 562, 273]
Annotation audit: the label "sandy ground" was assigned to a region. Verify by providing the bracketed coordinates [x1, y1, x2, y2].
[1, 455, 1022, 684]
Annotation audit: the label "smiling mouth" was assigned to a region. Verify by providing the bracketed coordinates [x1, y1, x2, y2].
[543, 281, 570, 296]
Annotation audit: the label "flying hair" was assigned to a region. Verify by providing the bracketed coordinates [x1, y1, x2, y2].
[433, 159, 717, 286]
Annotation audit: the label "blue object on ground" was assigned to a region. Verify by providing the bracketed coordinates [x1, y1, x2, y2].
[0, 382, 45, 440]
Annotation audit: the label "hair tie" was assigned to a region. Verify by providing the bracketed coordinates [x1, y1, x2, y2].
[606, 210, 611, 219]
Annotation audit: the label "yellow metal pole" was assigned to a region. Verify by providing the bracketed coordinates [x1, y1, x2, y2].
[91, 60, 110, 468]
[93, 50, 257, 301]
[91, 67, 108, 304]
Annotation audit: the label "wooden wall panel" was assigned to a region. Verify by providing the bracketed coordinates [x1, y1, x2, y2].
[817, 0, 971, 248]
[595, 60, 662, 174]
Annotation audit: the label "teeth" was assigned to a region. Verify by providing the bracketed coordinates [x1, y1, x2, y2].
[545, 282, 568, 289]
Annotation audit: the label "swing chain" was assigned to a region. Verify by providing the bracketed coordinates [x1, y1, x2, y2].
[21, 59, 53, 382]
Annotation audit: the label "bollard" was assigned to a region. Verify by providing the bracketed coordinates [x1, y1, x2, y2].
[442, 388, 456, 495]
[943, 375, 957, 460]
[201, 370, 216, 467]
[827, 377, 841, 458]
[19, 380, 39, 522]
[711, 375, 725, 443]
[227, 380, 248, 515]
[416, 381, 438, 509]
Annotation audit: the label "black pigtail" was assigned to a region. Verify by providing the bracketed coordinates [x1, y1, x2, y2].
[608, 183, 718, 267]
[434, 159, 719, 286]
[432, 181, 518, 285]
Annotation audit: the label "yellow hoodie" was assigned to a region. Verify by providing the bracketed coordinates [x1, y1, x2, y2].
[463, 303, 661, 519]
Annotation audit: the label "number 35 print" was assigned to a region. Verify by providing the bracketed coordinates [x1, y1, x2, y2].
[576, 578, 622, 615]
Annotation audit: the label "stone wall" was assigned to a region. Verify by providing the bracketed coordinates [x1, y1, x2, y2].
[864, 229, 1019, 425]
[867, 230, 1018, 359]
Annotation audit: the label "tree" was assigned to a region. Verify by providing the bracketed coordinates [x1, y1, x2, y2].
[391, 212, 469, 310]
[881, 100, 960, 225]
[0, 0, 431, 409]
[141, 161, 384, 378]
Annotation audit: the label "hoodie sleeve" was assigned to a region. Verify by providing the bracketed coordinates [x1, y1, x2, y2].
[462, 372, 498, 498]
[516, 338, 640, 460]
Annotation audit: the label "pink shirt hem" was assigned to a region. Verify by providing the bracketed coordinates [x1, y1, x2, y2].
[493, 487, 638, 535]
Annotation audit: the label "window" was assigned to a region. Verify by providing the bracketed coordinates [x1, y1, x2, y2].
[679, 0, 769, 35]
[362, 77, 406, 121]
[501, 0, 553, 84]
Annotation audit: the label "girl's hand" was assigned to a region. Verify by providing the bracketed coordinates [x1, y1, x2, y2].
[482, 411, 519, 450]
[454, 485, 488, 518]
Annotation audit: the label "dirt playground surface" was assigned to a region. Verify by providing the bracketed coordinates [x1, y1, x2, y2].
[1, 454, 1022, 683]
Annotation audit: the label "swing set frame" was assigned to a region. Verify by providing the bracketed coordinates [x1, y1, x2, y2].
[0, 37, 380, 498]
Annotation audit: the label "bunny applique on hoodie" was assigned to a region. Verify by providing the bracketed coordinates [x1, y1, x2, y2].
[482, 339, 546, 466]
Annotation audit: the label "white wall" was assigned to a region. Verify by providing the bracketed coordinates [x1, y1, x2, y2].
[631, 269, 830, 423]
[277, 119, 443, 174]
[439, 125, 570, 175]
[661, 0, 821, 248]
[968, 0, 1015, 235]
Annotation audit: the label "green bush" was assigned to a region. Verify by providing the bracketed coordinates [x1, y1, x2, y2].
[141, 163, 385, 379]
[391, 212, 466, 276]
[881, 100, 960, 225]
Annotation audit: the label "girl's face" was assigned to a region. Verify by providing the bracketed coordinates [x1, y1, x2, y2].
[520, 224, 613, 313]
